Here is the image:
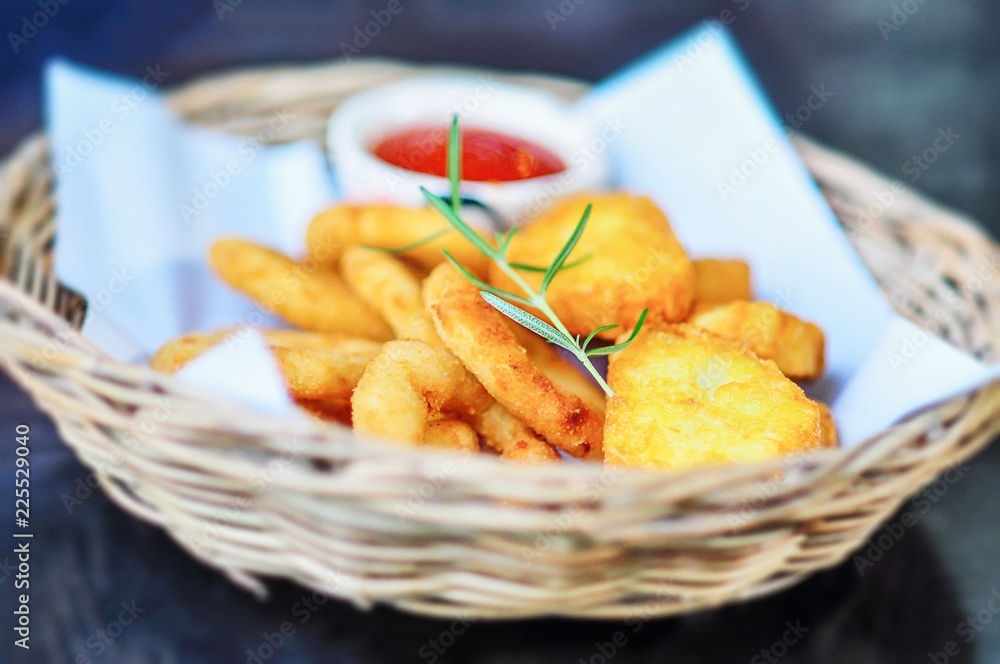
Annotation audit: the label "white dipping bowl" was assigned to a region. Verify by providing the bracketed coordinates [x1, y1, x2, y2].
[326, 76, 610, 226]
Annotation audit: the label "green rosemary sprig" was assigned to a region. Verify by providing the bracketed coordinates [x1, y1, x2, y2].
[420, 115, 647, 397]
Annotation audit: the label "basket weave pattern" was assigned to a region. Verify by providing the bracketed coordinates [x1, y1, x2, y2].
[1, 61, 999, 619]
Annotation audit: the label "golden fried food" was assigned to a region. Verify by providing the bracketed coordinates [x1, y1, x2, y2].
[424, 419, 481, 453]
[151, 328, 382, 421]
[510, 325, 606, 414]
[209, 238, 392, 340]
[473, 402, 561, 462]
[424, 263, 604, 459]
[690, 301, 825, 380]
[306, 203, 491, 276]
[340, 246, 443, 347]
[489, 192, 695, 340]
[352, 340, 493, 444]
[604, 325, 824, 471]
[692, 258, 752, 306]
[817, 403, 838, 448]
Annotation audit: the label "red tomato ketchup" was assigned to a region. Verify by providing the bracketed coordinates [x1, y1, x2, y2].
[371, 125, 566, 182]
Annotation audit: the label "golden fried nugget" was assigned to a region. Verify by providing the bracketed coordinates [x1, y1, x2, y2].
[341, 246, 443, 347]
[424, 419, 481, 453]
[209, 238, 392, 340]
[690, 301, 825, 380]
[352, 340, 494, 444]
[604, 325, 823, 471]
[817, 403, 838, 448]
[151, 328, 382, 419]
[473, 402, 561, 463]
[306, 204, 491, 276]
[424, 263, 604, 459]
[692, 258, 752, 306]
[490, 192, 695, 340]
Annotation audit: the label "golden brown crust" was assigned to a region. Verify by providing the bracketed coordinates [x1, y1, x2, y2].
[692, 258, 752, 306]
[605, 324, 823, 470]
[209, 237, 392, 340]
[423, 263, 604, 459]
[490, 192, 695, 340]
[351, 339, 494, 444]
[423, 419, 481, 453]
[151, 328, 382, 421]
[340, 246, 443, 347]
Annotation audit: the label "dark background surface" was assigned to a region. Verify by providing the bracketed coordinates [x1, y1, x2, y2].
[1, 1, 999, 663]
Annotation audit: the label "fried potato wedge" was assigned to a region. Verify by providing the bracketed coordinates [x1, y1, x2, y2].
[352, 340, 494, 444]
[490, 192, 695, 340]
[151, 328, 382, 423]
[604, 325, 824, 470]
[305, 203, 491, 275]
[341, 246, 443, 347]
[424, 263, 604, 459]
[692, 258, 752, 306]
[209, 238, 392, 340]
[690, 301, 825, 380]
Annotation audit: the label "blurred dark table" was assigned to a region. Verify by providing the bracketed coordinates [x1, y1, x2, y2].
[1, 2, 999, 663]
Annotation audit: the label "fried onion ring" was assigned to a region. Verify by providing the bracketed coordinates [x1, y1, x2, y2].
[305, 204, 491, 275]
[209, 237, 392, 340]
[423, 263, 604, 459]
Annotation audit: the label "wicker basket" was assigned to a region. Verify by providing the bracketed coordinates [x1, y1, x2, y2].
[1, 60, 998, 620]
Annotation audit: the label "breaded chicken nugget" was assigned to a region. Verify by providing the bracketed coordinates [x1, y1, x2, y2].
[424, 263, 604, 459]
[351, 340, 494, 444]
[490, 193, 695, 340]
[151, 328, 382, 423]
[341, 246, 443, 347]
[306, 204, 491, 276]
[690, 301, 825, 380]
[604, 325, 823, 471]
[817, 402, 838, 448]
[209, 238, 392, 340]
[692, 258, 752, 306]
